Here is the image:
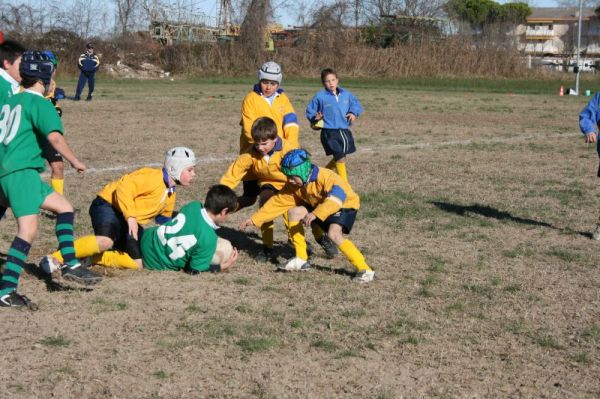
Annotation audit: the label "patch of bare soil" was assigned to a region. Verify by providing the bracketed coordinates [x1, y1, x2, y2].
[0, 81, 598, 398]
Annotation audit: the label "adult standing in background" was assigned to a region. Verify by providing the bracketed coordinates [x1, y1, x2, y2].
[74, 43, 99, 101]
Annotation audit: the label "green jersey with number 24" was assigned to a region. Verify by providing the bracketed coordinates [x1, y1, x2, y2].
[141, 201, 218, 272]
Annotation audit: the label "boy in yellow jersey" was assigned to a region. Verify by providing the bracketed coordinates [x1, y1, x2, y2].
[240, 149, 374, 283]
[236, 62, 300, 212]
[40, 147, 197, 272]
[222, 117, 293, 261]
[240, 61, 299, 153]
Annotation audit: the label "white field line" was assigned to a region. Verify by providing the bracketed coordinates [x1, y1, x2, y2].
[358, 131, 578, 153]
[59, 132, 577, 176]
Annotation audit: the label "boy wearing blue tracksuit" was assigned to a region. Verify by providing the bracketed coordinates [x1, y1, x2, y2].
[305, 68, 363, 183]
[74, 43, 100, 101]
[579, 92, 600, 239]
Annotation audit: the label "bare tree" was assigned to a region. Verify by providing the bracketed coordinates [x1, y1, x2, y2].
[239, 0, 271, 58]
[114, 0, 140, 36]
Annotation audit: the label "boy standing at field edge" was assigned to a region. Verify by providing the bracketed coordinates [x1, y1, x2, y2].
[240, 149, 374, 283]
[41, 147, 197, 271]
[305, 68, 363, 183]
[0, 51, 99, 308]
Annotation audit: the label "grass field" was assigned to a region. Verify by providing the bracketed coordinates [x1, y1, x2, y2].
[1, 77, 599, 398]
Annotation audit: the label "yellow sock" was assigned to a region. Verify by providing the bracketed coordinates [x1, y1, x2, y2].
[326, 158, 336, 170]
[311, 224, 324, 241]
[339, 239, 371, 272]
[51, 235, 101, 262]
[288, 221, 308, 260]
[335, 162, 348, 182]
[94, 250, 140, 269]
[51, 178, 64, 195]
[261, 221, 274, 249]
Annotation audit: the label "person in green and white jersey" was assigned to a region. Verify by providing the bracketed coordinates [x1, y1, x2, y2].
[0, 51, 101, 309]
[90, 184, 239, 273]
[0, 38, 25, 103]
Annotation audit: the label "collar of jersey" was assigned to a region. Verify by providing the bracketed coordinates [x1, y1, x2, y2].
[201, 207, 219, 230]
[307, 165, 319, 183]
[162, 167, 176, 194]
[24, 88, 44, 97]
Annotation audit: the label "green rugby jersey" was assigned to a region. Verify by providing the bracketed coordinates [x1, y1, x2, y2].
[0, 90, 63, 178]
[141, 201, 218, 272]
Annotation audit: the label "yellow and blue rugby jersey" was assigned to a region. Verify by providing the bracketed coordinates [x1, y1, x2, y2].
[220, 137, 297, 191]
[250, 166, 360, 227]
[239, 86, 299, 153]
[98, 167, 176, 225]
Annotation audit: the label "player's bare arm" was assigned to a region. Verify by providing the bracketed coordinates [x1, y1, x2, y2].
[220, 248, 239, 271]
[47, 132, 86, 172]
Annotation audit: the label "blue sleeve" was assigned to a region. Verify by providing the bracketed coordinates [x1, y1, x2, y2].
[580, 93, 600, 134]
[347, 92, 363, 117]
[328, 185, 347, 203]
[305, 94, 320, 122]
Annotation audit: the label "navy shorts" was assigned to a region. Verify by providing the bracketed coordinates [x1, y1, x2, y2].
[42, 140, 63, 163]
[307, 206, 358, 234]
[320, 129, 356, 160]
[89, 196, 143, 259]
[242, 180, 260, 198]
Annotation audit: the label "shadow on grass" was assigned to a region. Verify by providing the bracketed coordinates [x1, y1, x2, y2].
[0, 252, 93, 292]
[430, 201, 591, 239]
[217, 226, 294, 260]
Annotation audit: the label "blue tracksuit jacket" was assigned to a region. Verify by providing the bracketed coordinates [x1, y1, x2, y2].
[305, 87, 363, 129]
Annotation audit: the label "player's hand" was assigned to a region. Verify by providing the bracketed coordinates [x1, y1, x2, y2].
[346, 113, 356, 123]
[239, 219, 255, 230]
[127, 217, 139, 240]
[71, 159, 87, 173]
[221, 247, 238, 271]
[585, 133, 597, 143]
[302, 212, 317, 227]
[315, 111, 323, 121]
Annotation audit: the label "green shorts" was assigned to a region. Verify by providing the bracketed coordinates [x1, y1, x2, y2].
[0, 169, 53, 218]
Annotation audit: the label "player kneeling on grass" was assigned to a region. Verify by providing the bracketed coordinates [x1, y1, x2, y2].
[0, 51, 100, 308]
[240, 149, 375, 283]
[79, 185, 239, 273]
[41, 147, 197, 272]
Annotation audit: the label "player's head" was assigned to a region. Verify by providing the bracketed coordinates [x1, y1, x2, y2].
[164, 146, 197, 185]
[41, 50, 59, 69]
[281, 149, 313, 186]
[321, 67, 338, 92]
[86, 43, 94, 52]
[204, 184, 238, 221]
[19, 50, 54, 89]
[251, 117, 278, 155]
[258, 61, 281, 96]
[0, 39, 26, 82]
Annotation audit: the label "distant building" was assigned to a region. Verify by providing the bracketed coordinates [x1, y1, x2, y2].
[516, 7, 600, 56]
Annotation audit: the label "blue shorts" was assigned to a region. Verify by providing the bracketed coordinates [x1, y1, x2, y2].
[89, 196, 143, 259]
[307, 206, 358, 234]
[320, 129, 356, 160]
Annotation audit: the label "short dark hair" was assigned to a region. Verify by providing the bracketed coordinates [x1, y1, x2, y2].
[251, 117, 278, 142]
[205, 184, 238, 214]
[0, 40, 26, 69]
[20, 75, 39, 89]
[320, 68, 337, 83]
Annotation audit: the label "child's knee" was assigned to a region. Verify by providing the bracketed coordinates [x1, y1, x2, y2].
[288, 206, 307, 221]
[327, 226, 344, 245]
[96, 236, 114, 251]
